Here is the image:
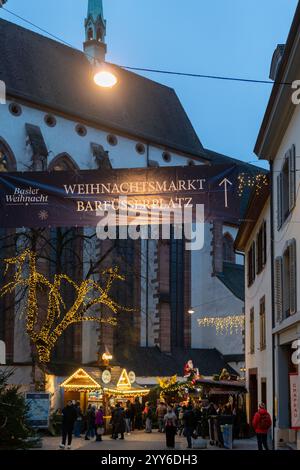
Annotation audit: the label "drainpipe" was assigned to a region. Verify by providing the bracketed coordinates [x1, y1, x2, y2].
[145, 143, 150, 347]
[270, 160, 276, 450]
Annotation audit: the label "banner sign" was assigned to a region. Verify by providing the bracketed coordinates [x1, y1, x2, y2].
[290, 373, 300, 430]
[0, 164, 259, 228]
[25, 392, 51, 428]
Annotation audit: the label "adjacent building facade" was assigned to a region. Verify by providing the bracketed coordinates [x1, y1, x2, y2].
[235, 188, 273, 434]
[236, 1, 300, 450]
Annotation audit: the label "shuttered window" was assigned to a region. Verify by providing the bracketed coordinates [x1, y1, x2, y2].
[275, 256, 283, 323]
[275, 239, 297, 323]
[257, 221, 267, 274]
[277, 145, 296, 229]
[289, 145, 296, 212]
[259, 296, 266, 351]
[247, 242, 256, 287]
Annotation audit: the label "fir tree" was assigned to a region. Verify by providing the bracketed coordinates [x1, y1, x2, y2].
[0, 369, 31, 449]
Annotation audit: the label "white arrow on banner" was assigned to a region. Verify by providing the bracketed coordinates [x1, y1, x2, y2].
[219, 178, 233, 208]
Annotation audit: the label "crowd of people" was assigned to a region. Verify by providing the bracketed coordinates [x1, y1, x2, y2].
[58, 398, 144, 449]
[58, 397, 270, 450]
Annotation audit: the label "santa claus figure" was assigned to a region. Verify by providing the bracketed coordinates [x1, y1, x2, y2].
[184, 360, 199, 380]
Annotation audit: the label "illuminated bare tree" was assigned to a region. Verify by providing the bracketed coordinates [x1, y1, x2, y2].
[0, 249, 132, 363]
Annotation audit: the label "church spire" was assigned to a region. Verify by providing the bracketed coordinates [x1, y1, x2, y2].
[84, 0, 107, 63]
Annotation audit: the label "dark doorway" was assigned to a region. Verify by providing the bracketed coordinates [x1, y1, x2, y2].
[249, 368, 258, 430]
[261, 378, 267, 407]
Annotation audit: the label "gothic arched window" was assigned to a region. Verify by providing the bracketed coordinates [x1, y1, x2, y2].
[48, 153, 79, 172]
[88, 27, 93, 41]
[223, 232, 235, 263]
[0, 138, 16, 172]
[96, 28, 103, 42]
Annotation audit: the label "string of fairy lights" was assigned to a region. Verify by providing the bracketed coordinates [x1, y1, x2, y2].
[197, 315, 245, 335]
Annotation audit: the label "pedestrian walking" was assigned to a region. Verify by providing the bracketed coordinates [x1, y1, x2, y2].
[156, 402, 167, 433]
[112, 403, 126, 440]
[164, 406, 177, 449]
[85, 404, 96, 440]
[130, 401, 136, 431]
[59, 400, 77, 450]
[252, 403, 272, 450]
[135, 399, 143, 430]
[183, 404, 197, 449]
[178, 406, 186, 436]
[74, 401, 83, 437]
[143, 402, 153, 433]
[125, 403, 132, 435]
[95, 406, 105, 442]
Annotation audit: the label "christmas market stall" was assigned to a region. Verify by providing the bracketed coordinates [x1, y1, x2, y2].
[60, 365, 150, 430]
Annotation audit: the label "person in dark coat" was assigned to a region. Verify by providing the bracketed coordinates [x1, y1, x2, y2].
[85, 404, 96, 440]
[95, 407, 105, 442]
[74, 401, 83, 437]
[59, 401, 77, 449]
[112, 403, 126, 440]
[134, 399, 143, 430]
[130, 402, 136, 431]
[183, 404, 196, 449]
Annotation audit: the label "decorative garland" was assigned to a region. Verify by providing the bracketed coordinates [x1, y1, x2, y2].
[198, 315, 245, 335]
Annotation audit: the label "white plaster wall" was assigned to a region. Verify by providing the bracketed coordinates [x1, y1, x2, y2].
[191, 223, 244, 357]
[0, 100, 204, 171]
[244, 199, 273, 418]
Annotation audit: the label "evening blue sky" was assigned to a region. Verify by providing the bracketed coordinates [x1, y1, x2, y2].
[1, 0, 298, 167]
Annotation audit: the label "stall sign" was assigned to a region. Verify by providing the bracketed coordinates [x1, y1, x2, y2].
[25, 392, 50, 428]
[290, 373, 300, 430]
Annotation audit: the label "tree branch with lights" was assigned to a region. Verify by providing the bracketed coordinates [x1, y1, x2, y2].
[0, 249, 133, 363]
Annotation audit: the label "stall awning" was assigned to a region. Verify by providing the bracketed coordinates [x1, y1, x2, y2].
[60, 366, 150, 396]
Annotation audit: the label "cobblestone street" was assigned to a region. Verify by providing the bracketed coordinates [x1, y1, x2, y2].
[40, 431, 258, 451]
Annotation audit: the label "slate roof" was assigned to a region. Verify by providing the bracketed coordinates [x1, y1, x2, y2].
[0, 18, 206, 159]
[45, 347, 239, 378]
[216, 262, 245, 301]
[113, 346, 239, 377]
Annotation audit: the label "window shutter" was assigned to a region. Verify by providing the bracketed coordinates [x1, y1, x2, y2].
[275, 256, 283, 323]
[277, 173, 283, 229]
[256, 234, 259, 274]
[289, 238, 297, 315]
[289, 145, 296, 212]
[263, 221, 267, 266]
[253, 242, 256, 280]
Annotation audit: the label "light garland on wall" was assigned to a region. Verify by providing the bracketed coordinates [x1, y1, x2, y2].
[0, 250, 133, 363]
[197, 315, 245, 335]
[237, 173, 269, 197]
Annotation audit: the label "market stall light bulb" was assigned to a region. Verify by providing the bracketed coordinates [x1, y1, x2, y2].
[94, 70, 118, 88]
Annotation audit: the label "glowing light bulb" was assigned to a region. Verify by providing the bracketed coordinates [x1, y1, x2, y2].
[94, 70, 118, 88]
